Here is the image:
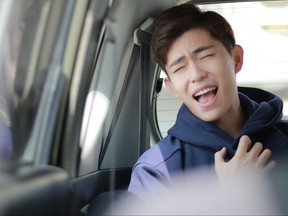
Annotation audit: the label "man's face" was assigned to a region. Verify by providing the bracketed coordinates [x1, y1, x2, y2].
[164, 28, 243, 123]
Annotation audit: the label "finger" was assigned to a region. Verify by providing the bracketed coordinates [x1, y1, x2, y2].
[263, 160, 276, 173]
[248, 142, 263, 158]
[257, 149, 272, 166]
[235, 135, 251, 157]
[214, 147, 226, 164]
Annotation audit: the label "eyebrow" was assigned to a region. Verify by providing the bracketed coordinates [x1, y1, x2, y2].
[168, 45, 215, 68]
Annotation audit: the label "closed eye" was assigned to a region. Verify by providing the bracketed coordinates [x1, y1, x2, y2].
[200, 54, 214, 60]
[173, 66, 185, 73]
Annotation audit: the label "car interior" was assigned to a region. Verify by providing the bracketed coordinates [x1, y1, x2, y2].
[0, 0, 287, 215]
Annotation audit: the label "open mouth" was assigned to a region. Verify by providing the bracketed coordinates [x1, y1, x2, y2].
[193, 86, 217, 104]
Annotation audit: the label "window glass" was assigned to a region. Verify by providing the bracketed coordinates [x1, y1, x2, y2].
[156, 1, 288, 137]
[0, 0, 63, 169]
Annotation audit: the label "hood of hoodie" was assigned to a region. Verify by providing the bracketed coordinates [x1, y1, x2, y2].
[168, 87, 284, 153]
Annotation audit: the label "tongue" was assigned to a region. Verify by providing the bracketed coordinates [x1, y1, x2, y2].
[198, 91, 215, 103]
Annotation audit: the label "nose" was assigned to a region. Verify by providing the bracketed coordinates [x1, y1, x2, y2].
[187, 62, 207, 83]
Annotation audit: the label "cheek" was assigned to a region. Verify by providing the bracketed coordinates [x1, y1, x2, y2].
[213, 60, 237, 82]
[169, 74, 187, 91]
[175, 78, 190, 95]
[207, 54, 235, 73]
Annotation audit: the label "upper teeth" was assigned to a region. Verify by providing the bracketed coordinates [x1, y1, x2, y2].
[194, 87, 216, 97]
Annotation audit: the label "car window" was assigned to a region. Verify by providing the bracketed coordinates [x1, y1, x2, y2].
[0, 0, 66, 169]
[156, 1, 288, 137]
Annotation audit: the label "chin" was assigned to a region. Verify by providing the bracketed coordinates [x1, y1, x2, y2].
[194, 114, 216, 122]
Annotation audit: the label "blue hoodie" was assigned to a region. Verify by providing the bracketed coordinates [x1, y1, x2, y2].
[128, 87, 288, 198]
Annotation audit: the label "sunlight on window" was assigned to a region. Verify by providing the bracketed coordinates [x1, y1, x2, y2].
[284, 102, 288, 118]
[80, 91, 109, 160]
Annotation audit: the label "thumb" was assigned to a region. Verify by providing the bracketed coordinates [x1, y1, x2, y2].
[215, 147, 227, 164]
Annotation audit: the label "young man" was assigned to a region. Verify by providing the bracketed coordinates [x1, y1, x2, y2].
[128, 2, 288, 199]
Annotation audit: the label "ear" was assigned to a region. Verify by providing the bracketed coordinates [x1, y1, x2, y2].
[164, 77, 179, 97]
[233, 45, 244, 74]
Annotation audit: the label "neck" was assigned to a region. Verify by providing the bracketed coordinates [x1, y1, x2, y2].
[215, 99, 246, 138]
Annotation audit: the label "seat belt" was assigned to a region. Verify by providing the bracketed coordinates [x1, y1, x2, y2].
[136, 29, 153, 155]
[98, 22, 158, 167]
[98, 44, 140, 169]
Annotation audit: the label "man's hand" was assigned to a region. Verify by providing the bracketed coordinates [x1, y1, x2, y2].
[214, 135, 276, 186]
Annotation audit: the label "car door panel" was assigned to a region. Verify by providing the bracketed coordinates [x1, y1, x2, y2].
[0, 166, 69, 215]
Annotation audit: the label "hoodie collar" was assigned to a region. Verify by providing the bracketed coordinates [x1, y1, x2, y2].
[238, 86, 283, 135]
[168, 87, 284, 150]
